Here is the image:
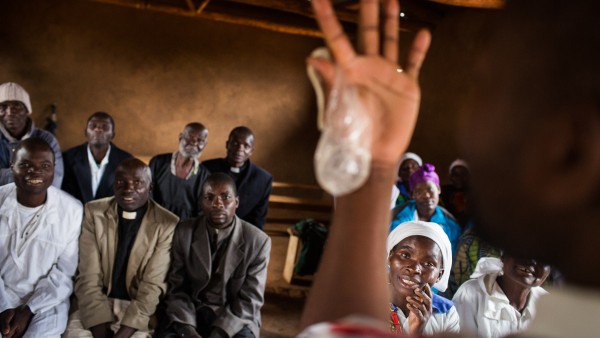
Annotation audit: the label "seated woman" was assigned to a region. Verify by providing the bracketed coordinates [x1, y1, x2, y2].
[390, 164, 462, 254]
[395, 152, 423, 206]
[452, 256, 550, 338]
[387, 221, 460, 335]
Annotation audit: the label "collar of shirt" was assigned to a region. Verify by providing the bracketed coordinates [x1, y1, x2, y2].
[0, 118, 34, 142]
[480, 272, 546, 322]
[87, 144, 111, 197]
[170, 151, 199, 180]
[206, 217, 236, 248]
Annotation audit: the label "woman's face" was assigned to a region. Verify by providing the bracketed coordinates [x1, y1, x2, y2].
[388, 236, 444, 300]
[502, 256, 551, 288]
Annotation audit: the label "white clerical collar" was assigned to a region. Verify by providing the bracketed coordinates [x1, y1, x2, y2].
[122, 210, 137, 219]
[230, 166, 240, 173]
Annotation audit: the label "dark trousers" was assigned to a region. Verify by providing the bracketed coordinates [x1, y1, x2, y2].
[155, 306, 255, 338]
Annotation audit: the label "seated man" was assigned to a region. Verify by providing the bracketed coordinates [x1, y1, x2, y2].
[0, 137, 82, 338]
[66, 158, 179, 338]
[0, 82, 64, 187]
[149, 122, 210, 221]
[204, 126, 272, 230]
[62, 111, 132, 204]
[159, 173, 271, 338]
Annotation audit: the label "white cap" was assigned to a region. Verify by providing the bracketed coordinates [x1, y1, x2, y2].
[0, 82, 32, 115]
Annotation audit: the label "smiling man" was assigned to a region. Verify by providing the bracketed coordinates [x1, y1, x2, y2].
[0, 137, 82, 338]
[62, 111, 132, 204]
[65, 158, 178, 338]
[158, 173, 271, 338]
[204, 126, 273, 230]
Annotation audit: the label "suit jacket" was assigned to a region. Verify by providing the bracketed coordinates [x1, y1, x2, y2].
[62, 143, 132, 204]
[203, 158, 273, 230]
[75, 197, 179, 331]
[164, 216, 271, 338]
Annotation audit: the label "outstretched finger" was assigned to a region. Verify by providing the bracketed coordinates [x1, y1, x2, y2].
[405, 29, 431, 80]
[358, 0, 380, 55]
[382, 0, 400, 63]
[312, 0, 356, 65]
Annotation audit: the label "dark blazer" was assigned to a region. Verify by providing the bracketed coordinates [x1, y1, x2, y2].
[62, 143, 132, 204]
[163, 216, 271, 338]
[203, 158, 273, 230]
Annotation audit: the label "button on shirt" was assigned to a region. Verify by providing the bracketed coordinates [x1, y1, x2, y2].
[87, 145, 111, 198]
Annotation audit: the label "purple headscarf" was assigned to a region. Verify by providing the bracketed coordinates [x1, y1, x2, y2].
[408, 163, 440, 191]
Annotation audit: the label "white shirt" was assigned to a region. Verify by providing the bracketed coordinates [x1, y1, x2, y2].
[453, 271, 547, 338]
[87, 145, 111, 198]
[0, 184, 83, 315]
[523, 285, 600, 338]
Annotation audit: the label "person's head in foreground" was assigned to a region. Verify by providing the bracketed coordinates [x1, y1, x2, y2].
[201, 173, 239, 229]
[114, 158, 152, 212]
[386, 221, 458, 335]
[409, 164, 441, 220]
[462, 0, 600, 290]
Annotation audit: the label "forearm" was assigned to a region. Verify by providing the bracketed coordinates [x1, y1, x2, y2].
[301, 163, 397, 328]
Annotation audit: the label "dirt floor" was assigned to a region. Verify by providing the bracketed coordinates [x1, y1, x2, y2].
[260, 223, 311, 338]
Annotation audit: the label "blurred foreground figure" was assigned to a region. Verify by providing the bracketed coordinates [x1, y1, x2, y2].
[301, 0, 600, 337]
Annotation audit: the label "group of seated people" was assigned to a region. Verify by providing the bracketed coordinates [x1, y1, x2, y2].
[385, 153, 552, 337]
[0, 82, 272, 337]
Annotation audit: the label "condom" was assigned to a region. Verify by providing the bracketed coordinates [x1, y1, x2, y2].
[312, 66, 372, 196]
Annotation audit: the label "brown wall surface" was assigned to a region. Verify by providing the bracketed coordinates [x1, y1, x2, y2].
[0, 0, 494, 184]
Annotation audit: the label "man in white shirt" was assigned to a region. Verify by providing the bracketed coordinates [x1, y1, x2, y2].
[0, 137, 82, 337]
[62, 111, 132, 205]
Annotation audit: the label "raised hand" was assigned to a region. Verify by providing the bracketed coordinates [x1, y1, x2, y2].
[309, 0, 431, 168]
[407, 283, 433, 334]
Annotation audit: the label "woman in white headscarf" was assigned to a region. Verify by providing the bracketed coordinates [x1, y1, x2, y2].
[387, 221, 460, 335]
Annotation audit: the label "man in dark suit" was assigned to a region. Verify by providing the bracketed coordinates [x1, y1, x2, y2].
[159, 173, 271, 338]
[62, 112, 132, 204]
[203, 126, 272, 230]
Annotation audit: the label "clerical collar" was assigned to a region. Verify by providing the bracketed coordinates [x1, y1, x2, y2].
[118, 203, 148, 222]
[229, 159, 248, 174]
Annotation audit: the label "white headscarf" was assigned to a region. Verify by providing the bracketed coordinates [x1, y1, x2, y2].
[400, 152, 423, 167]
[386, 221, 453, 292]
[449, 158, 469, 174]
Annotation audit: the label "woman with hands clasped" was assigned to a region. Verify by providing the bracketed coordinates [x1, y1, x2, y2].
[387, 221, 460, 335]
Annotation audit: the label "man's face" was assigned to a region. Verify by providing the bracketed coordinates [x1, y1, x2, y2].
[201, 181, 239, 229]
[179, 127, 208, 158]
[114, 165, 151, 211]
[0, 101, 29, 136]
[85, 116, 114, 147]
[388, 236, 443, 300]
[412, 181, 440, 218]
[399, 159, 420, 183]
[226, 131, 254, 168]
[11, 147, 54, 196]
